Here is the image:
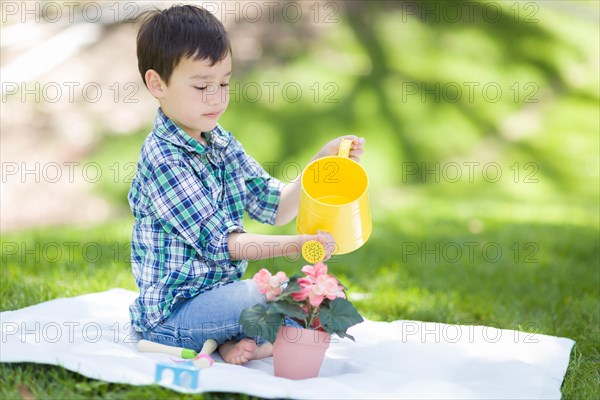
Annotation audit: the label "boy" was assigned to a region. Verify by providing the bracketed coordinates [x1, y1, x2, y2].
[129, 4, 365, 365]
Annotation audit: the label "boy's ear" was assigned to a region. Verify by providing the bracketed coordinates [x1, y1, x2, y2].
[145, 69, 167, 98]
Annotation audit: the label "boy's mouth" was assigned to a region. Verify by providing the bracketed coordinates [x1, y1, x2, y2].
[203, 111, 222, 119]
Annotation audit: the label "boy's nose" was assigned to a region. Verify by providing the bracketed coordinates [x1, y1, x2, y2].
[207, 94, 221, 105]
[205, 86, 227, 106]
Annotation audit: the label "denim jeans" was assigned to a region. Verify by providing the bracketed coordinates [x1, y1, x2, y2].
[140, 279, 305, 351]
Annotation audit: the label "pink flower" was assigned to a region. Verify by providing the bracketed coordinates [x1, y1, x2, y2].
[266, 271, 288, 300]
[314, 274, 344, 300]
[301, 262, 328, 279]
[253, 269, 272, 294]
[253, 269, 288, 300]
[291, 277, 313, 303]
[241, 263, 362, 339]
[291, 272, 345, 307]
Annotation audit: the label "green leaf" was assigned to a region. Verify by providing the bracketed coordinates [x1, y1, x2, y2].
[281, 274, 303, 296]
[334, 330, 356, 341]
[318, 298, 364, 340]
[267, 301, 308, 320]
[239, 304, 284, 343]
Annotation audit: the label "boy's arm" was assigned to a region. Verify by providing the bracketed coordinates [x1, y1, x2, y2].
[274, 135, 366, 226]
[227, 231, 335, 261]
[273, 174, 303, 226]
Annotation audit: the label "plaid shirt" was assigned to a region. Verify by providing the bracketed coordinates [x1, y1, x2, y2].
[128, 108, 283, 332]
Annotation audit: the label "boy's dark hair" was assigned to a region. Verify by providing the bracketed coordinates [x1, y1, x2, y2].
[136, 5, 231, 87]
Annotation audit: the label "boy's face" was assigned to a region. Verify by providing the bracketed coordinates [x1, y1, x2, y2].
[147, 54, 232, 137]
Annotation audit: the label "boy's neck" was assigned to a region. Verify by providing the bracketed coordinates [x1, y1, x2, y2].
[161, 109, 208, 146]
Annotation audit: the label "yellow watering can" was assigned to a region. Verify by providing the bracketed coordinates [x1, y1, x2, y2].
[297, 139, 371, 255]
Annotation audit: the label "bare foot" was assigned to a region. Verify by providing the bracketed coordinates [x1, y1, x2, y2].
[218, 338, 273, 365]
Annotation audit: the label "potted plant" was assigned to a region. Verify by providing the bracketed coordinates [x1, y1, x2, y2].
[239, 262, 364, 379]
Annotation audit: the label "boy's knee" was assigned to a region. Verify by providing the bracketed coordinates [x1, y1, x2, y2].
[243, 279, 265, 305]
[231, 280, 266, 313]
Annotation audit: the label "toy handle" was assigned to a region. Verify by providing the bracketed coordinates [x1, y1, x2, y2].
[337, 139, 353, 158]
[194, 339, 218, 369]
[137, 339, 197, 359]
[200, 339, 218, 355]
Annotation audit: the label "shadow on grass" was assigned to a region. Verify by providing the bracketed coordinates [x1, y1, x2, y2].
[1, 213, 598, 398]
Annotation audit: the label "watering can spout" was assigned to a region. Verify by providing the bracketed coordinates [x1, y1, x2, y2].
[296, 139, 371, 255]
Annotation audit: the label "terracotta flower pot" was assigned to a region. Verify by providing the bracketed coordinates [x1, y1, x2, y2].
[273, 326, 330, 380]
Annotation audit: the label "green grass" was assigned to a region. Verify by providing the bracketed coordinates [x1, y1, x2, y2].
[1, 194, 598, 398]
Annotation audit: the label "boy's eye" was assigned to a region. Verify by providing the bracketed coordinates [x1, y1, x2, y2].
[193, 83, 228, 91]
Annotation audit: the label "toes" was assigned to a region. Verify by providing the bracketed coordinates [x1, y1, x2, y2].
[220, 339, 258, 365]
[237, 355, 249, 364]
[232, 352, 251, 365]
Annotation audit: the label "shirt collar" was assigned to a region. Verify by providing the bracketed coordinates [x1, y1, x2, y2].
[152, 108, 231, 155]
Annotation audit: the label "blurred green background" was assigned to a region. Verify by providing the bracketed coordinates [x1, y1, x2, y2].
[87, 1, 600, 216]
[1, 1, 598, 398]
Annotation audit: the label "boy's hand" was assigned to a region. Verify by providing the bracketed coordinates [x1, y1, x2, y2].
[316, 230, 336, 261]
[314, 135, 366, 163]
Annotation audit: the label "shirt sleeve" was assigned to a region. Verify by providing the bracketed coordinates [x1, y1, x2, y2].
[234, 140, 284, 225]
[145, 161, 244, 267]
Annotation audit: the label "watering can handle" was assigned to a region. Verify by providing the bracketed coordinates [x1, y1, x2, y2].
[337, 139, 353, 158]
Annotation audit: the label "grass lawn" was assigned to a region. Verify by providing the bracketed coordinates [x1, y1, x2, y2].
[1, 191, 598, 399]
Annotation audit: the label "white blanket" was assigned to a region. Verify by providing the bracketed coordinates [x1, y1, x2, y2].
[0, 288, 574, 399]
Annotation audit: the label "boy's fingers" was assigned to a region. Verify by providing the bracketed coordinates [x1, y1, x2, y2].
[316, 230, 336, 256]
[343, 136, 365, 143]
[342, 135, 363, 147]
[349, 147, 363, 163]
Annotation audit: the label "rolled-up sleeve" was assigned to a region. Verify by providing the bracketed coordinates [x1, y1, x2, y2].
[146, 162, 243, 266]
[239, 151, 284, 225]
